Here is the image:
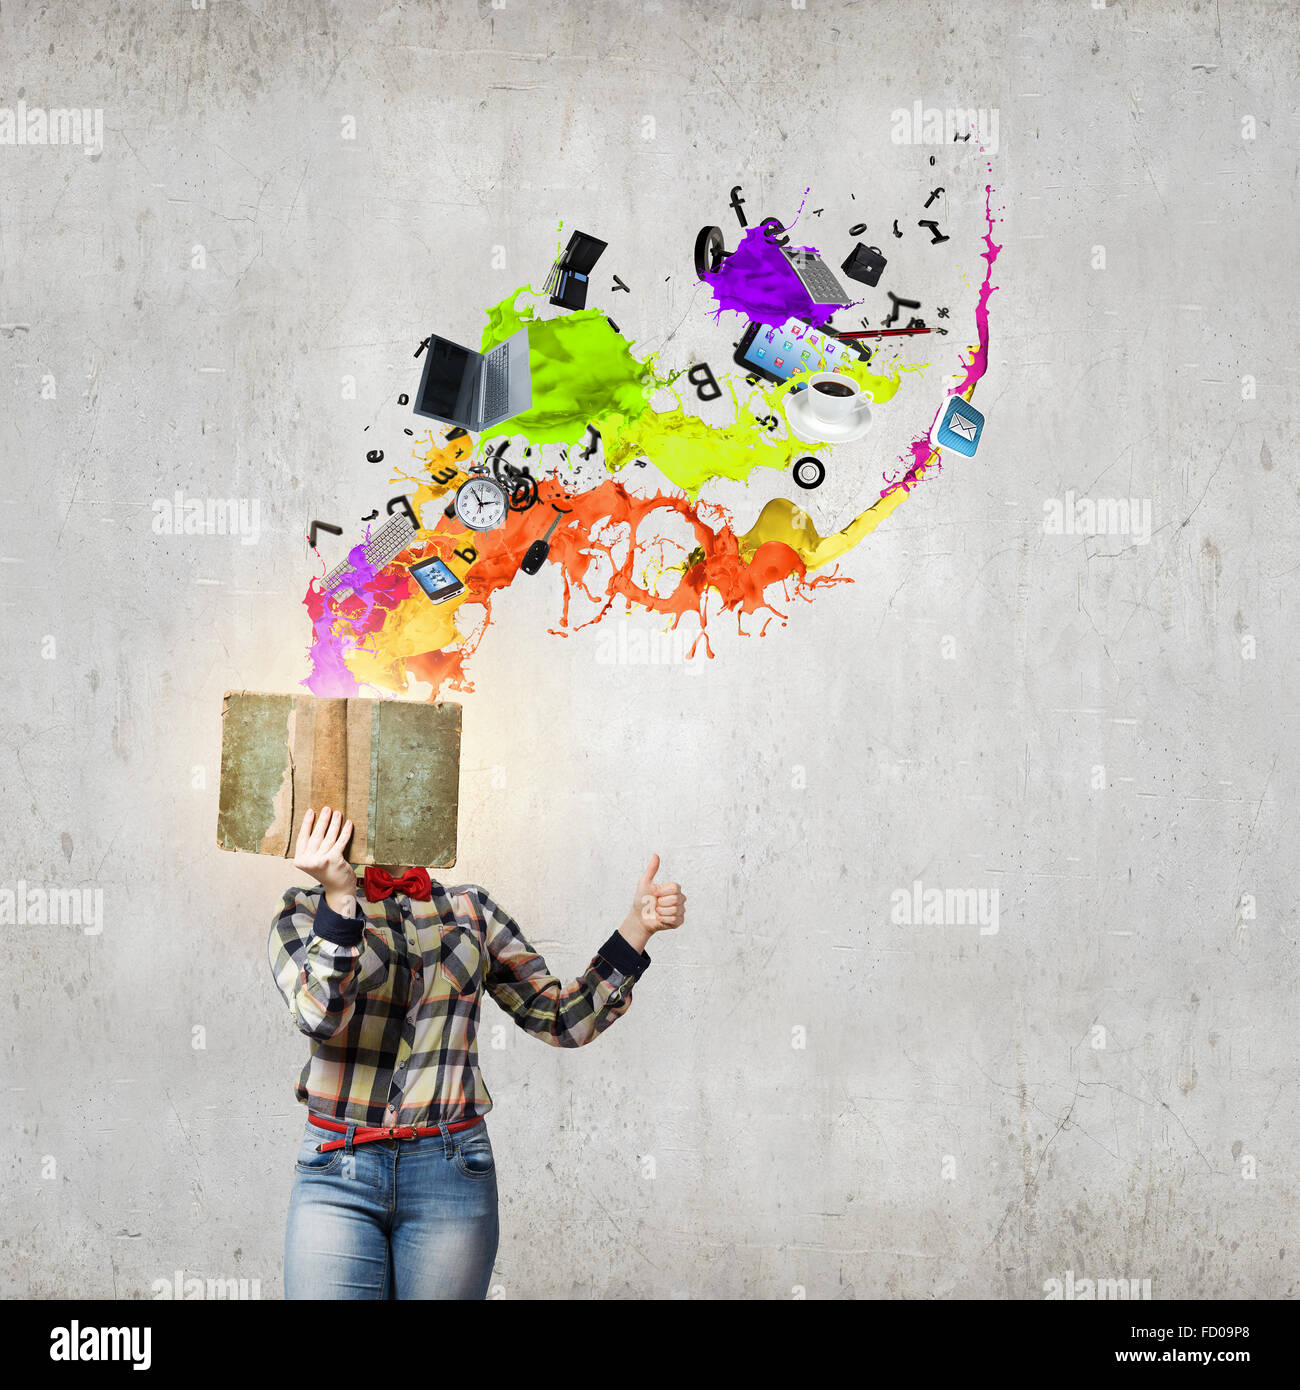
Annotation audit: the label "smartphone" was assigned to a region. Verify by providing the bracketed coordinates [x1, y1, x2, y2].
[408, 556, 464, 604]
[733, 315, 871, 386]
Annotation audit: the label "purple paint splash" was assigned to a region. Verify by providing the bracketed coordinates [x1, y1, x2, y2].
[702, 224, 835, 326]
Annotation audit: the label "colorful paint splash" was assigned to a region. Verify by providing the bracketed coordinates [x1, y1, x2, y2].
[476, 292, 911, 497]
[303, 175, 1003, 699]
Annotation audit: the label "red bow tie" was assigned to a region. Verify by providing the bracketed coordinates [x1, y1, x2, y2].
[361, 866, 432, 902]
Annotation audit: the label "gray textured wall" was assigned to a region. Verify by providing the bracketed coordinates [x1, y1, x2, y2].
[2, 0, 1295, 1300]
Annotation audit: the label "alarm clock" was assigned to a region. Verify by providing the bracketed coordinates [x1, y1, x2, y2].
[453, 475, 509, 532]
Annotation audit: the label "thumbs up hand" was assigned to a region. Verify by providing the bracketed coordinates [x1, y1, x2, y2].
[632, 853, 686, 935]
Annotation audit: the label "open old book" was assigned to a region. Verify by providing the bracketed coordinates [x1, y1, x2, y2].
[216, 692, 460, 867]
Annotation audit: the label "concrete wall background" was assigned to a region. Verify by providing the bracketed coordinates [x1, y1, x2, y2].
[2, 0, 1296, 1299]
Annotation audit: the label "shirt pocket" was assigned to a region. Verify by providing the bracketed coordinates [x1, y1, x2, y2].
[355, 928, 393, 994]
[438, 920, 483, 995]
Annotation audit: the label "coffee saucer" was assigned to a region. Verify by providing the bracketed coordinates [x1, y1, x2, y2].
[784, 389, 874, 445]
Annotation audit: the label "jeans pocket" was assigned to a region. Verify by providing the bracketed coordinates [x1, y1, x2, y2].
[295, 1139, 344, 1176]
[454, 1130, 495, 1180]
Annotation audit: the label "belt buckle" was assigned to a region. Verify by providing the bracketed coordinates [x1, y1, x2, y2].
[390, 1125, 418, 1142]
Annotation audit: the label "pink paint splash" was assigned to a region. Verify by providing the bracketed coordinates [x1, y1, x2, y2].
[881, 181, 1002, 499]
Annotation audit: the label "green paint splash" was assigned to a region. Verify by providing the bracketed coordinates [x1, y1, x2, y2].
[479, 293, 655, 445]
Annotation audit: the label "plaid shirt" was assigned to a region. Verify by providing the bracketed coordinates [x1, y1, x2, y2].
[268, 882, 651, 1127]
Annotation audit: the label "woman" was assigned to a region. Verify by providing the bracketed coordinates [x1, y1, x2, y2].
[268, 804, 685, 1299]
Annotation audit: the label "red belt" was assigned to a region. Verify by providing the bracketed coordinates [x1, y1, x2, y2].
[309, 1112, 482, 1154]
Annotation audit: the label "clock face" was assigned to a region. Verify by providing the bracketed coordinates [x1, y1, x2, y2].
[454, 476, 509, 532]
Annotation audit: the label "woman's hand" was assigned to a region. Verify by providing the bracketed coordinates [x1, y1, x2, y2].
[619, 853, 685, 953]
[293, 806, 357, 915]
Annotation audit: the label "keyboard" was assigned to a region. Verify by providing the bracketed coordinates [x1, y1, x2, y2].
[784, 248, 850, 306]
[321, 512, 416, 601]
[481, 342, 510, 422]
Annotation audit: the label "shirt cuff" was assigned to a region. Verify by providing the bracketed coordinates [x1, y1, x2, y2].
[312, 893, 364, 947]
[596, 930, 651, 978]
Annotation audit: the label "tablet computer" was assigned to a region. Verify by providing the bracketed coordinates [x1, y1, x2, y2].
[734, 315, 871, 387]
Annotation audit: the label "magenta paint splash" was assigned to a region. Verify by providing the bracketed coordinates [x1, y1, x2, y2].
[882, 181, 1003, 499]
[950, 183, 1002, 396]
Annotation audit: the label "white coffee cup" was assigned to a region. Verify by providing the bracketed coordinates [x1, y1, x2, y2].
[805, 371, 869, 426]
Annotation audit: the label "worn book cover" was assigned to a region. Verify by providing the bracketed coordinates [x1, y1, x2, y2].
[217, 692, 460, 866]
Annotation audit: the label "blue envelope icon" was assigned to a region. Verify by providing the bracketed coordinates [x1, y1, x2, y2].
[935, 398, 984, 456]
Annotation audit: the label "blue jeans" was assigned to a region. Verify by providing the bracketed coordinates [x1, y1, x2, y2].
[284, 1115, 499, 1299]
